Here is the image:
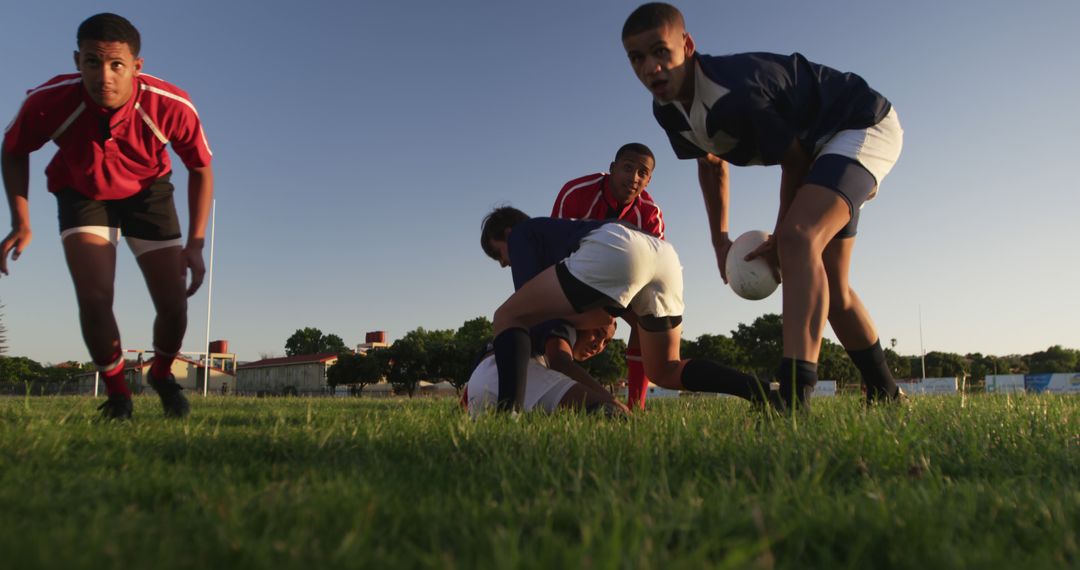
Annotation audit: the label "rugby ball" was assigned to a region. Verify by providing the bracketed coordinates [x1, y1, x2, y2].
[725, 230, 780, 300]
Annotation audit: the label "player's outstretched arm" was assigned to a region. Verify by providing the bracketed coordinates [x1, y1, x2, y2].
[0, 150, 32, 276]
[544, 337, 626, 413]
[182, 165, 214, 296]
[696, 155, 731, 283]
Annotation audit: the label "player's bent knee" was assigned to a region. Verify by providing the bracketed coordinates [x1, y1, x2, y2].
[644, 361, 682, 388]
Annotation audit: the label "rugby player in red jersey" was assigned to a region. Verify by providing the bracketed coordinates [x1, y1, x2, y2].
[551, 143, 665, 411]
[2, 13, 214, 419]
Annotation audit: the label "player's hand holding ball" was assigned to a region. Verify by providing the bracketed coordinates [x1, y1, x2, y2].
[725, 230, 781, 300]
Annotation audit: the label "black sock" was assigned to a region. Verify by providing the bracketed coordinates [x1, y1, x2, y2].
[680, 359, 771, 403]
[847, 340, 899, 402]
[775, 358, 818, 409]
[493, 328, 530, 411]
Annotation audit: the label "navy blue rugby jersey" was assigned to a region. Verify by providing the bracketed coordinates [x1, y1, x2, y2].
[506, 217, 608, 290]
[653, 52, 891, 166]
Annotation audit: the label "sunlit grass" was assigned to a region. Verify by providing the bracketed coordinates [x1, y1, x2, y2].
[0, 393, 1077, 569]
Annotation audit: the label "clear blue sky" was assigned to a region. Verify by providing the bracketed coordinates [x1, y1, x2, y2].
[2, 1, 1078, 364]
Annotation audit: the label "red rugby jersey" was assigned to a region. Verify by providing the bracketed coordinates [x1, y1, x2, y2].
[550, 172, 665, 239]
[3, 73, 212, 200]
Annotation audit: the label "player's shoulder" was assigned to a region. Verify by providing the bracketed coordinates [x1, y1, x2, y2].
[22, 74, 83, 104]
[635, 189, 664, 213]
[558, 172, 606, 194]
[137, 74, 199, 112]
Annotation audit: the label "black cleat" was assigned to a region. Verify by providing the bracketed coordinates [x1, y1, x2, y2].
[97, 394, 133, 421]
[149, 374, 190, 418]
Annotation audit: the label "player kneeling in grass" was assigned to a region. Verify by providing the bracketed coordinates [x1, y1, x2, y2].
[466, 319, 629, 417]
[481, 206, 778, 412]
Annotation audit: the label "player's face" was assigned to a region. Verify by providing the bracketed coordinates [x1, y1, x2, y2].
[487, 238, 511, 268]
[75, 40, 142, 110]
[572, 321, 616, 361]
[608, 153, 654, 207]
[623, 24, 695, 104]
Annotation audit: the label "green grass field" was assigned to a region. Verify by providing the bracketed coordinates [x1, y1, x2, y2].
[1, 393, 1077, 569]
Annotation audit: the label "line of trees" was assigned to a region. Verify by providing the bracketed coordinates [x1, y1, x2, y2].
[3, 312, 1078, 388]
[308, 313, 1080, 395]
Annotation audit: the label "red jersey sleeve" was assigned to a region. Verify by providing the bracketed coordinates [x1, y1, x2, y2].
[163, 98, 212, 169]
[3, 94, 54, 156]
[142, 77, 213, 169]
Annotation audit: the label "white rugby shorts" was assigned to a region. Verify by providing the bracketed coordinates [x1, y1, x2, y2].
[813, 106, 904, 199]
[562, 224, 685, 320]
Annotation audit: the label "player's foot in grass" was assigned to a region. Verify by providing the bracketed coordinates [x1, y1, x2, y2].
[866, 385, 907, 407]
[97, 394, 133, 421]
[750, 383, 786, 416]
[149, 374, 190, 418]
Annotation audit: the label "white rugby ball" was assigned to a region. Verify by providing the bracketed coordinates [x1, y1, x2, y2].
[725, 230, 780, 300]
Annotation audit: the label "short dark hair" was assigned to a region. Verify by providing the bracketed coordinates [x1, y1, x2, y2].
[480, 206, 530, 260]
[77, 13, 141, 56]
[622, 3, 685, 39]
[614, 143, 655, 163]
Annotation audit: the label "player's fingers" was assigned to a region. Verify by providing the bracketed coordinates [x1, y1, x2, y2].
[744, 242, 771, 261]
[186, 274, 204, 297]
[0, 240, 14, 274]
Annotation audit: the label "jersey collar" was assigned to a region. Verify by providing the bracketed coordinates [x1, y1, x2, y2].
[600, 174, 637, 218]
[81, 76, 139, 131]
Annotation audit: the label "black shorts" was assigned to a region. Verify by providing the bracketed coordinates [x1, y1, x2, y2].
[55, 173, 181, 241]
[803, 154, 876, 239]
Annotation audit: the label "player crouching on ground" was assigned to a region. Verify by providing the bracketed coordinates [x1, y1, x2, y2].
[466, 320, 629, 417]
[480, 206, 779, 412]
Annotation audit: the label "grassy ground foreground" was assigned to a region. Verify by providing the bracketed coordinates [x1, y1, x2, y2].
[0, 393, 1078, 569]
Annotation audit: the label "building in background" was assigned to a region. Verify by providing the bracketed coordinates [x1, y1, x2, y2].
[236, 353, 339, 396]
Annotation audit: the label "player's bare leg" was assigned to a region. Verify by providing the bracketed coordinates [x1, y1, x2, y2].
[134, 245, 187, 355]
[63, 233, 130, 418]
[638, 325, 774, 406]
[134, 244, 191, 417]
[776, 184, 850, 361]
[62, 233, 120, 364]
[822, 237, 875, 348]
[823, 237, 901, 402]
[773, 184, 850, 409]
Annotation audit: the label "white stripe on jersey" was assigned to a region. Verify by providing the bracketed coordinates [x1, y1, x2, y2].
[638, 196, 665, 239]
[51, 102, 86, 140]
[5, 77, 84, 134]
[139, 80, 213, 156]
[135, 103, 169, 144]
[556, 174, 605, 218]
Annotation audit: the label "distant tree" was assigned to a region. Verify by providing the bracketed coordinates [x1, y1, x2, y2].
[382, 327, 454, 396]
[884, 348, 911, 380]
[446, 317, 494, 391]
[732, 313, 784, 380]
[40, 362, 90, 384]
[285, 327, 349, 356]
[1024, 345, 1080, 374]
[683, 333, 747, 372]
[0, 356, 45, 383]
[922, 351, 967, 378]
[327, 352, 384, 395]
[582, 338, 628, 389]
[818, 339, 859, 390]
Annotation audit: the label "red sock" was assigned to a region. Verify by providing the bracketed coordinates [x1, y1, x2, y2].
[97, 351, 130, 398]
[150, 348, 177, 380]
[626, 347, 649, 410]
